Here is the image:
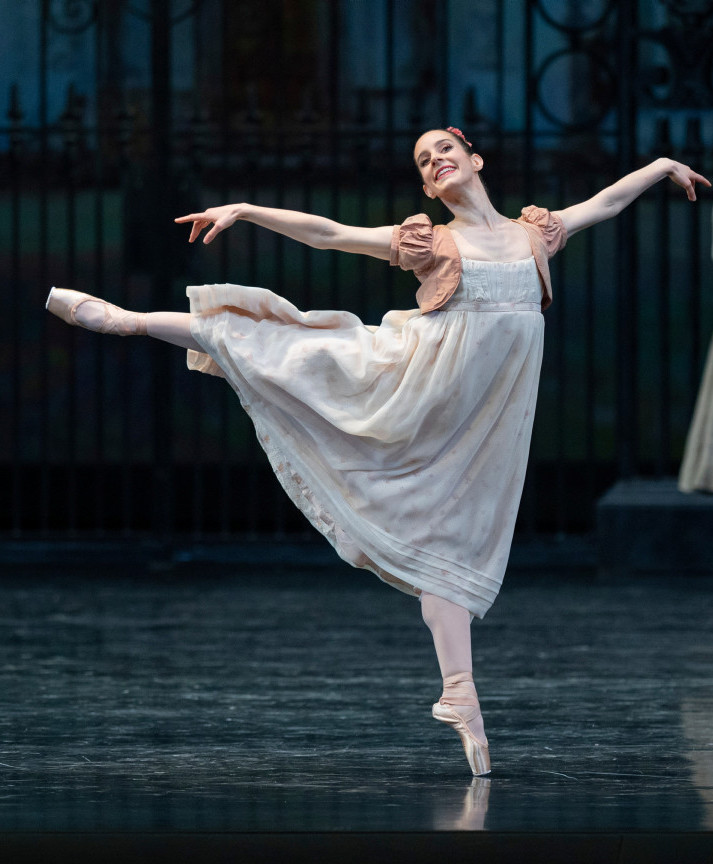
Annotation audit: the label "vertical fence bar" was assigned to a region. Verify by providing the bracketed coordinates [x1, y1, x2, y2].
[39, 0, 51, 534]
[654, 118, 671, 476]
[150, 0, 174, 539]
[300, 131, 314, 310]
[273, 1, 287, 536]
[9, 86, 23, 535]
[93, 1, 107, 534]
[241, 123, 259, 539]
[494, 0, 505, 214]
[219, 0, 234, 540]
[615, 0, 638, 478]
[63, 89, 79, 535]
[328, 0, 340, 317]
[117, 103, 134, 535]
[439, 0, 449, 123]
[384, 0, 395, 308]
[554, 172, 566, 534]
[584, 176, 597, 524]
[520, 0, 536, 536]
[685, 117, 703, 414]
[523, 0, 535, 206]
[355, 95, 369, 323]
[191, 75, 208, 541]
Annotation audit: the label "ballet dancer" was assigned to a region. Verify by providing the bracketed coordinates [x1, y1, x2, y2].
[46, 127, 710, 775]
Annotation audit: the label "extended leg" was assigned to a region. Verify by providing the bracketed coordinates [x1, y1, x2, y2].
[46, 288, 202, 351]
[146, 312, 201, 350]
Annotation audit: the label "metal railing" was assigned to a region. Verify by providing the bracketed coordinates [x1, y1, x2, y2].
[1, 0, 712, 540]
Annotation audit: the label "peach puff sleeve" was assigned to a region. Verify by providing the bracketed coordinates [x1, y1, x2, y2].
[389, 213, 436, 277]
[518, 205, 568, 257]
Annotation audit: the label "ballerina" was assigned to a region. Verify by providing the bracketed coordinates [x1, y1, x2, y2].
[46, 127, 710, 775]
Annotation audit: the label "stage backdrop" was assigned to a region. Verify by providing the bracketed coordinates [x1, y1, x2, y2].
[1, 0, 712, 539]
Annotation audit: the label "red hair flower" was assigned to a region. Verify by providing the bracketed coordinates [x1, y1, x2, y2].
[446, 126, 472, 148]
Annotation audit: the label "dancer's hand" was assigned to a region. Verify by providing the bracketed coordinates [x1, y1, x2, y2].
[174, 205, 242, 244]
[665, 159, 711, 201]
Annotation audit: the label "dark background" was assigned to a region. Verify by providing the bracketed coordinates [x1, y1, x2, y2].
[1, 0, 712, 541]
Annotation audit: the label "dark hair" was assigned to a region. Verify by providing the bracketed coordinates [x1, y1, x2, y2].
[444, 128, 473, 155]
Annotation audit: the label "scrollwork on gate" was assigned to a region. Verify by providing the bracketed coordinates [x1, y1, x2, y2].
[47, 0, 97, 34]
[639, 1, 713, 108]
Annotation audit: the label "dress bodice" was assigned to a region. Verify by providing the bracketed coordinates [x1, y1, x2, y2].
[440, 256, 542, 309]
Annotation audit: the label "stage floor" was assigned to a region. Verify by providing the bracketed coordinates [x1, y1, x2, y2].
[0, 563, 711, 859]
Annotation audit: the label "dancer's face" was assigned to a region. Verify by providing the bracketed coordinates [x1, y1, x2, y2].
[414, 130, 481, 200]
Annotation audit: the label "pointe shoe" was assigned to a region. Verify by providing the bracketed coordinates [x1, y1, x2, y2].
[46, 287, 147, 336]
[433, 671, 491, 776]
[432, 701, 491, 776]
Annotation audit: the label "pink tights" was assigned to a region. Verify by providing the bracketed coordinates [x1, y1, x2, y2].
[70, 300, 201, 351]
[420, 592, 487, 743]
[146, 312, 201, 351]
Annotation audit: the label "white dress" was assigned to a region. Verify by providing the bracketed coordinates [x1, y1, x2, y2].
[678, 332, 713, 493]
[186, 254, 544, 619]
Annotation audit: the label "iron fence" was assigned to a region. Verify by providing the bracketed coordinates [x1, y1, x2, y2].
[1, 0, 712, 540]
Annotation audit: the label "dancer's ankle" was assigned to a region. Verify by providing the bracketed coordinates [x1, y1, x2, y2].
[440, 671, 479, 707]
[440, 672, 487, 744]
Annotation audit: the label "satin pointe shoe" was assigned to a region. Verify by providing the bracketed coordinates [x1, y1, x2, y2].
[432, 671, 491, 776]
[46, 287, 147, 336]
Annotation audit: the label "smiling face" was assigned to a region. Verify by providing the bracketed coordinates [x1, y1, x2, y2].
[414, 129, 481, 199]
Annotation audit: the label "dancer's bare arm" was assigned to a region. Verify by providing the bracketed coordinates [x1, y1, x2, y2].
[175, 204, 393, 260]
[553, 158, 711, 237]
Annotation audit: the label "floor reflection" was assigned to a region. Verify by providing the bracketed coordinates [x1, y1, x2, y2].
[431, 778, 491, 831]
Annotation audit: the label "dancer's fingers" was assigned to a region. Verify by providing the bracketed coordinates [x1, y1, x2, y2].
[189, 220, 210, 243]
[202, 222, 226, 244]
[175, 213, 212, 243]
[174, 212, 207, 223]
[669, 164, 711, 202]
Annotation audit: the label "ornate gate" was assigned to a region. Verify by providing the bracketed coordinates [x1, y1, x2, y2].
[1, 0, 712, 539]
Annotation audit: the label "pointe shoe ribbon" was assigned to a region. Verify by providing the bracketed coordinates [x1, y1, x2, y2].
[46, 287, 147, 336]
[432, 671, 491, 776]
[438, 671, 481, 708]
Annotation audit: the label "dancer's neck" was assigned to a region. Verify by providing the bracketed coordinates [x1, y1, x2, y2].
[443, 184, 506, 232]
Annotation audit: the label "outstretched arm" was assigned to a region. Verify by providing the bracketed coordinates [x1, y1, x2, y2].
[553, 158, 711, 237]
[175, 203, 394, 261]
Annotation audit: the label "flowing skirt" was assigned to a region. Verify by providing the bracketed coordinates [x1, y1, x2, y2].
[186, 282, 544, 618]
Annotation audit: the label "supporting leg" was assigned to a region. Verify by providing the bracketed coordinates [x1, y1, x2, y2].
[420, 592, 487, 744]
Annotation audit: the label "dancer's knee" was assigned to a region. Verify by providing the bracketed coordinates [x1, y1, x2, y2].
[420, 591, 470, 633]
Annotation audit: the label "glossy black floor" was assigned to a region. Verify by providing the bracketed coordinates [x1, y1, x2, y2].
[0, 560, 711, 862]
